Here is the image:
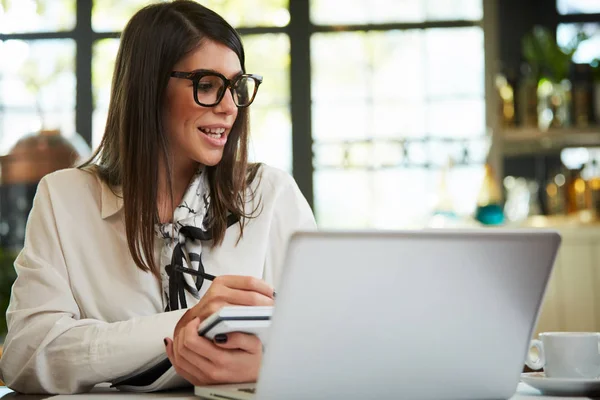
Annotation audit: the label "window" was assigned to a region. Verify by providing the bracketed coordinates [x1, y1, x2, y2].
[310, 0, 482, 24]
[0, 0, 493, 230]
[0, 0, 76, 33]
[0, 39, 76, 153]
[557, 23, 600, 64]
[310, 0, 487, 228]
[556, 0, 600, 64]
[557, 0, 600, 15]
[0, 0, 78, 153]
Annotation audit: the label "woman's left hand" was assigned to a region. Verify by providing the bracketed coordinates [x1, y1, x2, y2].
[164, 317, 262, 385]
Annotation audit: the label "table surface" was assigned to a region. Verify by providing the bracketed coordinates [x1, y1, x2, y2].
[0, 382, 596, 400]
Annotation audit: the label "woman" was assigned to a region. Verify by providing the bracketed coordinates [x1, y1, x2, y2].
[0, 0, 315, 394]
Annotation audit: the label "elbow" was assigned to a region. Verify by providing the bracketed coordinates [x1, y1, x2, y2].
[0, 353, 48, 394]
[0, 347, 94, 395]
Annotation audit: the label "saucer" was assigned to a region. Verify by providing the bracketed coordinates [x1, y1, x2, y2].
[521, 372, 600, 396]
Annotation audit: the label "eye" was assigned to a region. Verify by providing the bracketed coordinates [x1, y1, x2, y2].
[197, 75, 223, 94]
[197, 82, 214, 92]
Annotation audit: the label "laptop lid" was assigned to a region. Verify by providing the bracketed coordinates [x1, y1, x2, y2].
[256, 229, 560, 400]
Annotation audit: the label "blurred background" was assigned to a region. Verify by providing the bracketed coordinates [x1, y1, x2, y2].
[0, 0, 599, 339]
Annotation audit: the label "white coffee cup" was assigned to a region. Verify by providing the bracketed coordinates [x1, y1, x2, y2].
[525, 332, 600, 379]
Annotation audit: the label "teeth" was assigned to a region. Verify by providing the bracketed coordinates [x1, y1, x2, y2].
[200, 127, 226, 135]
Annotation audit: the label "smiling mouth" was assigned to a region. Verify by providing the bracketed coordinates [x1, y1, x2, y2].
[199, 127, 226, 139]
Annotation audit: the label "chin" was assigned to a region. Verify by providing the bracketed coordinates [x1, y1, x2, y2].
[202, 159, 222, 167]
[197, 153, 224, 167]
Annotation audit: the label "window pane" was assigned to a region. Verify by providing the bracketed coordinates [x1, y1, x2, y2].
[557, 23, 600, 64]
[92, 0, 162, 32]
[312, 29, 486, 228]
[314, 169, 373, 228]
[200, 0, 289, 27]
[0, 0, 75, 33]
[243, 34, 291, 172]
[93, 0, 289, 32]
[314, 168, 438, 228]
[312, 104, 369, 142]
[557, 0, 600, 15]
[310, 0, 482, 25]
[311, 32, 369, 102]
[315, 165, 485, 229]
[427, 99, 486, 138]
[425, 0, 482, 21]
[312, 29, 485, 141]
[425, 28, 484, 98]
[92, 39, 120, 148]
[0, 39, 76, 153]
[91, 35, 292, 172]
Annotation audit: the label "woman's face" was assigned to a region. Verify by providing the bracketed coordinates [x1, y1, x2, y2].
[164, 39, 241, 170]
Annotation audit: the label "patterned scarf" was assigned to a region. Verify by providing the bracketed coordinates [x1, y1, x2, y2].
[155, 168, 237, 311]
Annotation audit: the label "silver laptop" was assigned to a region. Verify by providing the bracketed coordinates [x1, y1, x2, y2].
[195, 229, 561, 400]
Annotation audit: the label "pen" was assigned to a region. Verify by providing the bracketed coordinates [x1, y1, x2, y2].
[174, 264, 216, 281]
[174, 265, 277, 299]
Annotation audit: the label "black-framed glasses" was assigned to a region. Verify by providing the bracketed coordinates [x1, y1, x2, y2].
[170, 70, 263, 108]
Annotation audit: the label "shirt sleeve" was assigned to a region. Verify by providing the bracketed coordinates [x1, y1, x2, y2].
[0, 177, 187, 394]
[263, 172, 317, 288]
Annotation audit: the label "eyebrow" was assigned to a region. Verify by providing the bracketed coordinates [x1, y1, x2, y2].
[191, 68, 244, 80]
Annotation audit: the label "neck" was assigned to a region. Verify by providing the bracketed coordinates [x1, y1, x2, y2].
[157, 157, 199, 223]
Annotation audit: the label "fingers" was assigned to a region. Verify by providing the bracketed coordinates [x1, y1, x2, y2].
[179, 316, 223, 365]
[212, 332, 262, 354]
[168, 318, 224, 385]
[212, 275, 275, 300]
[165, 337, 206, 386]
[167, 319, 263, 386]
[185, 276, 274, 324]
[189, 300, 232, 324]
[220, 285, 274, 307]
[176, 318, 207, 365]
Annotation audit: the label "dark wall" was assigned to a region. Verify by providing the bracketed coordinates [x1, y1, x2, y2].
[498, 0, 559, 78]
[498, 1, 563, 212]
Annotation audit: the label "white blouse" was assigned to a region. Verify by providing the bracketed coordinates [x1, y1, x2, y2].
[0, 165, 316, 394]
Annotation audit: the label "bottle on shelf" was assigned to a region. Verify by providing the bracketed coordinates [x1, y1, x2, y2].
[566, 165, 590, 214]
[571, 63, 592, 128]
[475, 163, 505, 225]
[516, 63, 539, 128]
[544, 170, 567, 216]
[495, 71, 516, 128]
[538, 78, 572, 131]
[584, 158, 600, 216]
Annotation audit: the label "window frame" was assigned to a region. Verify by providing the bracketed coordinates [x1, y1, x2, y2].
[0, 0, 496, 210]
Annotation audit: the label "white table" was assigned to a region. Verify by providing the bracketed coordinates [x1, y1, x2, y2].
[0, 382, 594, 399]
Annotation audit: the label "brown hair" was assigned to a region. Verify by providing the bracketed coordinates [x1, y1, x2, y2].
[80, 0, 260, 277]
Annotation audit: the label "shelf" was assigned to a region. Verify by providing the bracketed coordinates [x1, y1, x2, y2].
[501, 126, 600, 157]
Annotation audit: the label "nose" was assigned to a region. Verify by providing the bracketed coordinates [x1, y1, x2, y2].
[215, 88, 237, 115]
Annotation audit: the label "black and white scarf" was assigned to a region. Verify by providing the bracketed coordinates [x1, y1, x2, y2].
[156, 168, 238, 312]
[113, 168, 244, 390]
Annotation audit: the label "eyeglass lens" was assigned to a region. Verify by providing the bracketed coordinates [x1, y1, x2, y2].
[196, 75, 257, 106]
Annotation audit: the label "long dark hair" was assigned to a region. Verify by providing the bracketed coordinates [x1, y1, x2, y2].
[80, 0, 260, 277]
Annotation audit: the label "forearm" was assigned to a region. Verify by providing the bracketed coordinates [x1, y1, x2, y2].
[0, 308, 186, 394]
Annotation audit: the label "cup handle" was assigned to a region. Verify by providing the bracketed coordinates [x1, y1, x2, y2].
[525, 339, 545, 370]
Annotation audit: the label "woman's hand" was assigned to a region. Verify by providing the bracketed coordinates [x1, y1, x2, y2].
[165, 318, 263, 386]
[173, 275, 275, 338]
[166, 275, 274, 385]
